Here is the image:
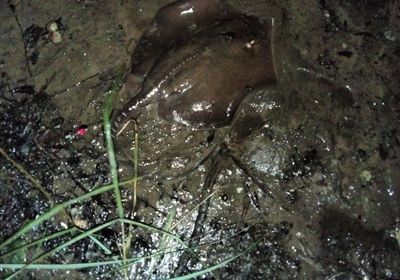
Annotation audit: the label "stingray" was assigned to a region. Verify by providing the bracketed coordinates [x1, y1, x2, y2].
[114, 0, 277, 130]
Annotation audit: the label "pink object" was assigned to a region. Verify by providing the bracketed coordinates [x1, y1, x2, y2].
[76, 125, 88, 136]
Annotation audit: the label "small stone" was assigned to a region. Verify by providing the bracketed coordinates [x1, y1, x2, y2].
[384, 30, 396, 41]
[47, 21, 58, 32]
[360, 170, 372, 182]
[50, 31, 63, 44]
[300, 48, 308, 56]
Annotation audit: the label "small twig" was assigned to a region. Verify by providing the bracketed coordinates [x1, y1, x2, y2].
[0, 147, 51, 201]
[32, 137, 110, 212]
[229, 153, 275, 198]
[131, 120, 139, 215]
[32, 46, 65, 77]
[7, 1, 33, 78]
[174, 151, 223, 278]
[0, 147, 72, 224]
[52, 66, 123, 97]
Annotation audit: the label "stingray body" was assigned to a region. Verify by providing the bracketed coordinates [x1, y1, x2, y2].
[114, 0, 276, 129]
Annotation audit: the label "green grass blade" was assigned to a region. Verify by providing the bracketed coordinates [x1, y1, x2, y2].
[146, 208, 177, 279]
[0, 183, 115, 252]
[2, 218, 184, 279]
[166, 239, 261, 280]
[0, 176, 142, 254]
[0, 260, 122, 270]
[0, 227, 78, 260]
[102, 75, 124, 219]
[102, 75, 128, 278]
[88, 235, 113, 255]
[3, 219, 120, 279]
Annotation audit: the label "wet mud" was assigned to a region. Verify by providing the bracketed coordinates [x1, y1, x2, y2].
[0, 0, 400, 279]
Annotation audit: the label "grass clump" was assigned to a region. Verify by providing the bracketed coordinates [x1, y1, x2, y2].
[0, 76, 259, 279]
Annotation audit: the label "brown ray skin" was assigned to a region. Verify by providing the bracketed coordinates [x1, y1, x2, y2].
[130, 0, 241, 77]
[157, 36, 276, 128]
[114, 0, 276, 130]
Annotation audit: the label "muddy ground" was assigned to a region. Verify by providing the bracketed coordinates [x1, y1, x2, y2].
[0, 0, 400, 279]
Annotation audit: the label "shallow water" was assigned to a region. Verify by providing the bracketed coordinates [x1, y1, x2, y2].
[0, 0, 399, 279]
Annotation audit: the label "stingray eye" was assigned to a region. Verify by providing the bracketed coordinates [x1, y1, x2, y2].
[245, 85, 253, 91]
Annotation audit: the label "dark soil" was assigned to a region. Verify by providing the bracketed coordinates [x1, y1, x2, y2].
[0, 0, 399, 279]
